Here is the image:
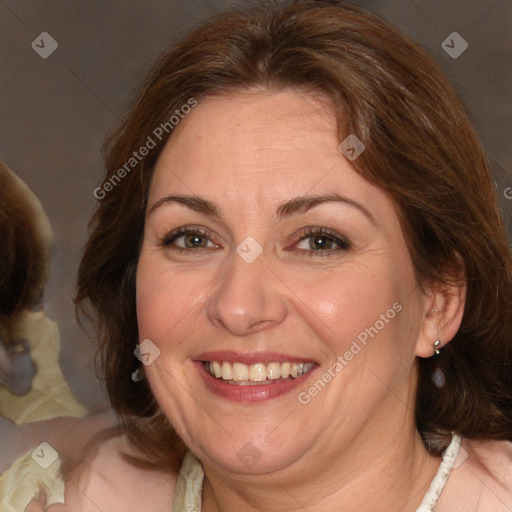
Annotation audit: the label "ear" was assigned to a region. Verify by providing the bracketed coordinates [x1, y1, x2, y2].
[415, 255, 467, 358]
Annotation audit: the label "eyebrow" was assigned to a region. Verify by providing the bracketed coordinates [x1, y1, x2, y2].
[148, 193, 377, 225]
[149, 195, 220, 217]
[276, 194, 377, 225]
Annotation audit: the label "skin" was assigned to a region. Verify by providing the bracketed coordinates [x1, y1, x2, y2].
[133, 89, 466, 512]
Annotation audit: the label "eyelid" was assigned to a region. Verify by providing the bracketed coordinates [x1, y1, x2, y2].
[291, 227, 351, 252]
[162, 225, 221, 247]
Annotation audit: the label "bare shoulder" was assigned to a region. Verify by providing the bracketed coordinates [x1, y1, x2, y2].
[437, 437, 512, 511]
[463, 438, 512, 499]
[62, 431, 180, 512]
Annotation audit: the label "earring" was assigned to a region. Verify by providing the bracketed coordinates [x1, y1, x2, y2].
[131, 366, 145, 382]
[433, 339, 442, 356]
[131, 344, 145, 382]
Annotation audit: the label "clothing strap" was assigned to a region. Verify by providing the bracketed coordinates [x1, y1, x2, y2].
[415, 433, 463, 511]
[171, 450, 204, 512]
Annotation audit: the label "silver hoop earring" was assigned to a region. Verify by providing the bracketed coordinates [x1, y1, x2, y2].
[433, 339, 441, 356]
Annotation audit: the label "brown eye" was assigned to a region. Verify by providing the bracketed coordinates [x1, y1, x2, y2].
[309, 234, 335, 251]
[295, 228, 350, 254]
[183, 232, 208, 248]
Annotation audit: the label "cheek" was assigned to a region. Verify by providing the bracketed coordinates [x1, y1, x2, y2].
[135, 253, 208, 343]
[285, 259, 416, 363]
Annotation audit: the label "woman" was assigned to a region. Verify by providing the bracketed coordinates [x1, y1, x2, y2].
[67, 0, 512, 510]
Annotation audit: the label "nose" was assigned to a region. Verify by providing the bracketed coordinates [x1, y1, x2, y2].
[206, 251, 288, 337]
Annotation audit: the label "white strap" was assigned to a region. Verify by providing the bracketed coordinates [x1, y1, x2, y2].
[171, 451, 204, 512]
[415, 434, 462, 511]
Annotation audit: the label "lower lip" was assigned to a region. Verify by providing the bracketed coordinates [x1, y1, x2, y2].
[194, 361, 316, 402]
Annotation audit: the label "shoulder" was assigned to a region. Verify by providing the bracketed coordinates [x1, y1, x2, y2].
[62, 431, 180, 512]
[437, 437, 512, 511]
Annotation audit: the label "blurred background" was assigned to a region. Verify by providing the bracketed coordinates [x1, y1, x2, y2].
[0, 0, 510, 411]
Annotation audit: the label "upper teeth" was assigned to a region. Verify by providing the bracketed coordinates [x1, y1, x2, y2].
[206, 361, 315, 382]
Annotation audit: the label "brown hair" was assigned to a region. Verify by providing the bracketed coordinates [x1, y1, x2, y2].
[75, 0, 512, 468]
[0, 163, 48, 327]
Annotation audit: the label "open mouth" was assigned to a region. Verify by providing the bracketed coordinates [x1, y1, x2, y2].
[202, 360, 316, 386]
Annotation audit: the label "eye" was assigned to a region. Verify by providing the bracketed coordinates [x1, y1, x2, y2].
[294, 228, 350, 254]
[162, 227, 219, 251]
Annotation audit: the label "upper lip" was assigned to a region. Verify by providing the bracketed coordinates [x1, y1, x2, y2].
[195, 351, 317, 366]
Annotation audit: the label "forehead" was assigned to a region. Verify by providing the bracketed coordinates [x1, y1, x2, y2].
[149, 89, 391, 218]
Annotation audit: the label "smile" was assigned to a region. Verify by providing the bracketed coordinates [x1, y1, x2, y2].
[202, 361, 316, 386]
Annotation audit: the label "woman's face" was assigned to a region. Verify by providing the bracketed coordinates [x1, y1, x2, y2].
[136, 89, 430, 475]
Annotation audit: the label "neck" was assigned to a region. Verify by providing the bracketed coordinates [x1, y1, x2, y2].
[201, 423, 441, 512]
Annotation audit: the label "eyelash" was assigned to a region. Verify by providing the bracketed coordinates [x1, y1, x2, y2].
[162, 226, 217, 254]
[161, 226, 351, 256]
[293, 227, 351, 257]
